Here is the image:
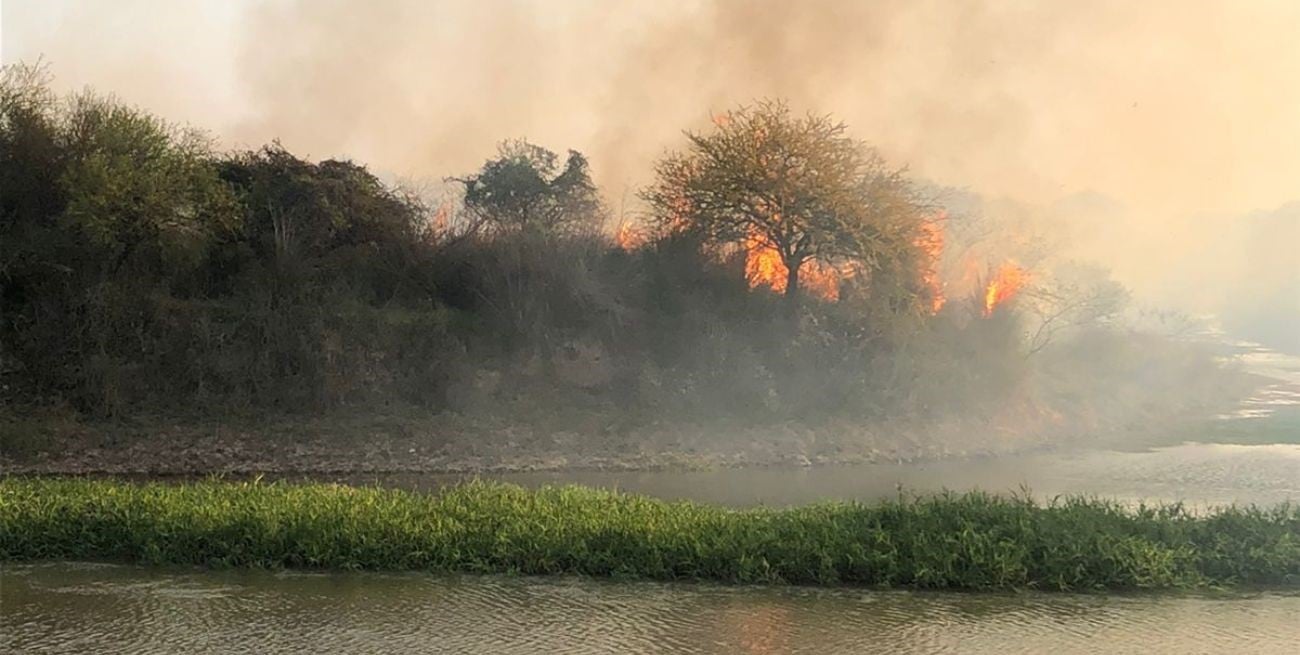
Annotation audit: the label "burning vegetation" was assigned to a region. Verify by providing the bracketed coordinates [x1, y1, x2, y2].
[983, 262, 1031, 317]
[742, 229, 848, 301]
[1, 64, 1250, 470]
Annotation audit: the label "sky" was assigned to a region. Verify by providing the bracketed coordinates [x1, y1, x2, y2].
[3, 0, 1297, 343]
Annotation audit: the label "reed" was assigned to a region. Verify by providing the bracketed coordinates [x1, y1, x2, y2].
[1, 478, 1296, 590]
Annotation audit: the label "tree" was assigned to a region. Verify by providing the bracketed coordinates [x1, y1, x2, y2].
[1, 62, 63, 273]
[1024, 262, 1129, 354]
[642, 100, 933, 310]
[456, 140, 603, 237]
[219, 144, 421, 263]
[58, 92, 237, 278]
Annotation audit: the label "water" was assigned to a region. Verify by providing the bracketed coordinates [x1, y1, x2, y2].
[333, 441, 1300, 509]
[4, 344, 1298, 653]
[4, 563, 1299, 655]
[284, 340, 1300, 509]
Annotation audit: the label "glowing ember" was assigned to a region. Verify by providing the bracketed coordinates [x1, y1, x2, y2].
[982, 262, 1029, 316]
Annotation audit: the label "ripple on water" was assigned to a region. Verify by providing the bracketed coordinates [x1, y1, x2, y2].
[4, 564, 1300, 654]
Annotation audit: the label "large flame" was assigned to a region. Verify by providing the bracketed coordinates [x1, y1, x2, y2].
[743, 215, 948, 306]
[743, 231, 843, 301]
[982, 262, 1029, 316]
[744, 232, 788, 292]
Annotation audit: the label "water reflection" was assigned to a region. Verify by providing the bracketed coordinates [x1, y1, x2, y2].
[3, 563, 1297, 654]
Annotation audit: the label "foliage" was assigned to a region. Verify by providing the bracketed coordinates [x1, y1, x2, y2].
[1024, 262, 1130, 354]
[0, 66, 1245, 438]
[0, 65, 451, 414]
[3, 478, 1297, 590]
[642, 101, 935, 312]
[457, 140, 604, 237]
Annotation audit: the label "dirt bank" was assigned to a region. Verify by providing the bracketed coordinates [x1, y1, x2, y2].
[0, 376, 1260, 475]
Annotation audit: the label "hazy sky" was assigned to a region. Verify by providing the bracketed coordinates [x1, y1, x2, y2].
[3, 0, 1298, 326]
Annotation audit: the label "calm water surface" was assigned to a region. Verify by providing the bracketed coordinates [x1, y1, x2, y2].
[4, 342, 1298, 653]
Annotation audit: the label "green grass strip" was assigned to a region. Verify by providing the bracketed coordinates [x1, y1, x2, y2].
[2, 477, 1297, 590]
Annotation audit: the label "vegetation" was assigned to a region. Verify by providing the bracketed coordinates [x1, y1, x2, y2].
[642, 101, 936, 311]
[0, 62, 1252, 461]
[2, 478, 1297, 590]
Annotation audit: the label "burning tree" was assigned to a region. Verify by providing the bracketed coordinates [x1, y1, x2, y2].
[642, 101, 936, 311]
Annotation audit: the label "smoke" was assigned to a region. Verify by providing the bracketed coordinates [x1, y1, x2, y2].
[5, 0, 1299, 346]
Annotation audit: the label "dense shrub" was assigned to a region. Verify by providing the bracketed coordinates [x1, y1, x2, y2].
[0, 65, 1240, 434]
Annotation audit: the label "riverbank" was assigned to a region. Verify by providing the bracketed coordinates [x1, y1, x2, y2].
[0, 367, 1266, 476]
[2, 478, 1297, 590]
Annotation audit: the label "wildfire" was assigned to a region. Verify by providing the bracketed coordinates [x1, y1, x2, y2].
[917, 217, 946, 313]
[744, 233, 787, 292]
[615, 223, 646, 251]
[982, 262, 1029, 316]
[432, 201, 451, 235]
[743, 231, 844, 301]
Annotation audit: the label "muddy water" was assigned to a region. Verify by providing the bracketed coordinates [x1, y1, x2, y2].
[330, 440, 1300, 509]
[4, 343, 1298, 653]
[3, 563, 1298, 654]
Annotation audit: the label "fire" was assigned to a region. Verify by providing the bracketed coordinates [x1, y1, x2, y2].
[615, 223, 646, 251]
[917, 216, 945, 313]
[743, 231, 843, 301]
[432, 201, 451, 235]
[982, 262, 1029, 316]
[800, 263, 842, 301]
[744, 232, 788, 292]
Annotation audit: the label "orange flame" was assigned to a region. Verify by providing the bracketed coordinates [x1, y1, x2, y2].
[744, 232, 788, 292]
[743, 231, 843, 301]
[801, 263, 843, 302]
[432, 201, 451, 235]
[615, 223, 646, 251]
[917, 217, 945, 313]
[982, 262, 1029, 316]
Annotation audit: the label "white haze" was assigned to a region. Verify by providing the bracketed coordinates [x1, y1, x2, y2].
[3, 0, 1297, 349]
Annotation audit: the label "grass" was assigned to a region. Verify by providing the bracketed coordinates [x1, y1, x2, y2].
[1, 477, 1297, 591]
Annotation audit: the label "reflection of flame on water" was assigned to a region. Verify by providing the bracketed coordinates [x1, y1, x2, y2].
[720, 603, 791, 654]
[982, 262, 1029, 316]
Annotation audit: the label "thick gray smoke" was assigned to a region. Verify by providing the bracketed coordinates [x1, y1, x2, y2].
[4, 0, 1298, 348]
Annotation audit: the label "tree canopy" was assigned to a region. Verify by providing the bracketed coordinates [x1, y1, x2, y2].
[457, 140, 603, 237]
[642, 101, 935, 311]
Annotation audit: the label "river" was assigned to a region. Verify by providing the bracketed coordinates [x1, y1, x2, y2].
[3, 342, 1298, 653]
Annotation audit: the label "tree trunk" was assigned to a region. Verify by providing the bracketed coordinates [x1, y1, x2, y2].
[783, 259, 801, 312]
